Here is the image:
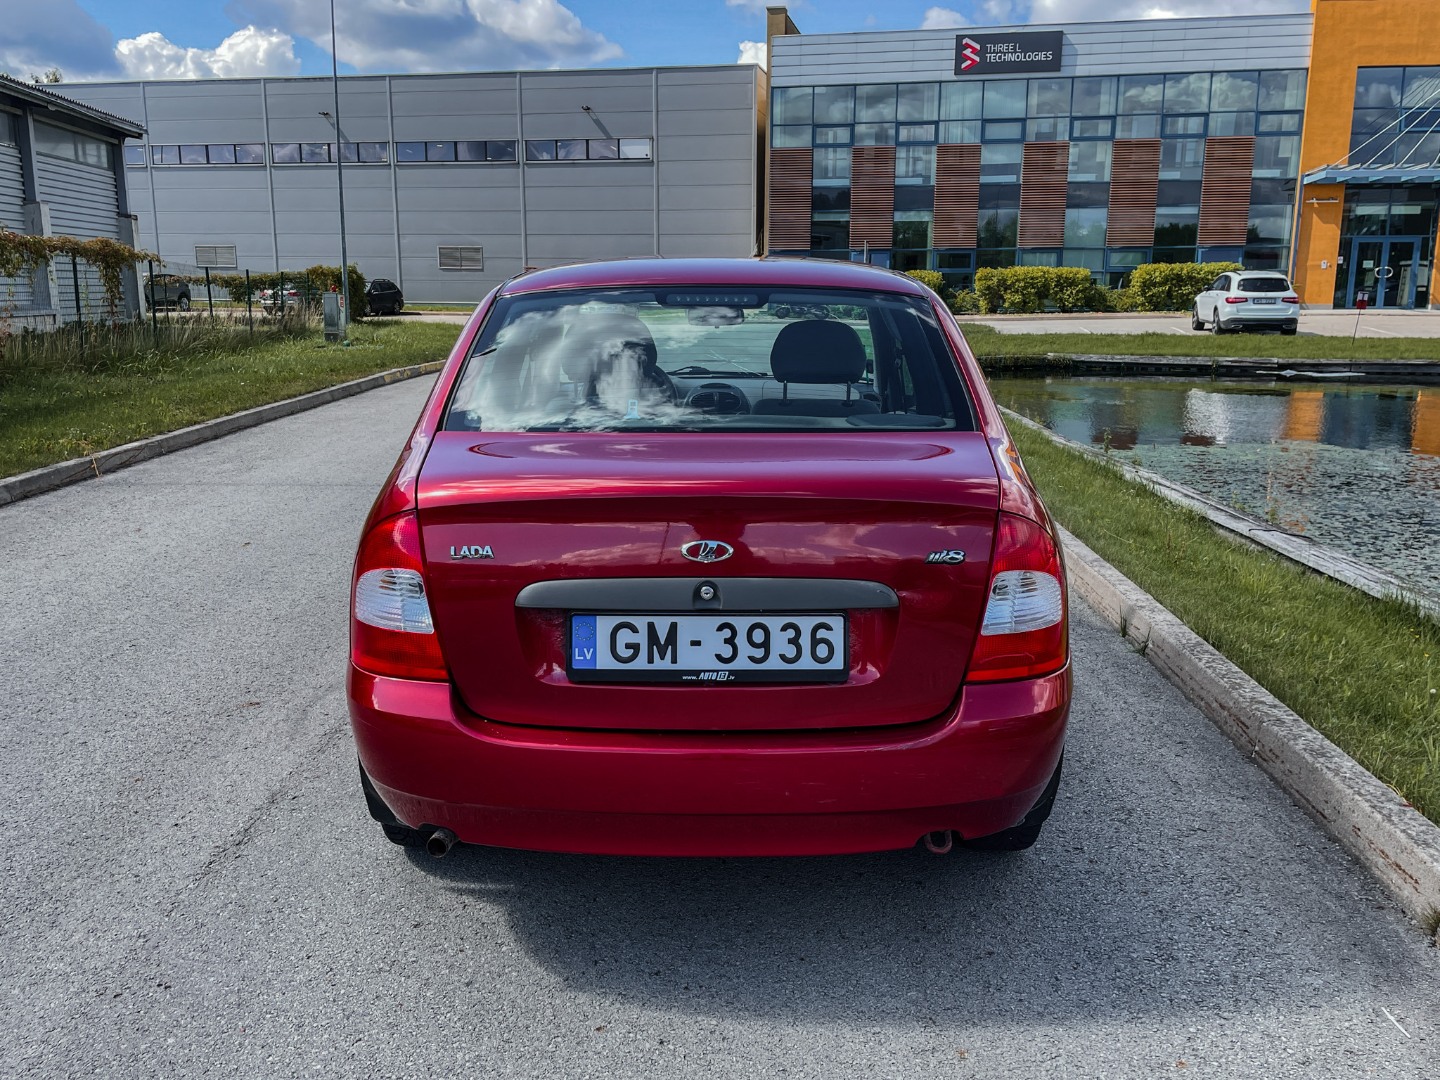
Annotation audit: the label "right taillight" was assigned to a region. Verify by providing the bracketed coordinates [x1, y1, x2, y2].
[1282, 295, 1299, 304]
[351, 512, 449, 681]
[967, 512, 1068, 682]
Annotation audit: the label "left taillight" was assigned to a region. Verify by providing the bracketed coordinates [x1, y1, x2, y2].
[351, 512, 449, 681]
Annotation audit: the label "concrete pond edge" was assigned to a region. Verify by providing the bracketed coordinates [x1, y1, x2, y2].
[0, 361, 445, 508]
[1059, 524, 1440, 939]
[1000, 406, 1440, 622]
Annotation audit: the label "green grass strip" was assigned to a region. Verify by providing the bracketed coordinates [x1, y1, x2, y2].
[0, 319, 462, 477]
[964, 324, 1440, 361]
[1009, 421, 1440, 824]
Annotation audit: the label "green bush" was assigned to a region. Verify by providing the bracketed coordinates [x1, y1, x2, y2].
[1109, 286, 1143, 312]
[1128, 261, 1242, 312]
[948, 289, 980, 315]
[213, 263, 368, 321]
[904, 269, 947, 296]
[973, 266, 1108, 314]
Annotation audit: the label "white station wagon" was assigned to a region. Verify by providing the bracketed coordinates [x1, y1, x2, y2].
[1192, 271, 1300, 336]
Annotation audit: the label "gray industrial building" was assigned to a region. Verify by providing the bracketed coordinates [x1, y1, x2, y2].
[60, 66, 764, 303]
[1, 75, 144, 328]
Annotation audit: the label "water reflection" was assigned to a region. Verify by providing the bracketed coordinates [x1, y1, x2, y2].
[992, 376, 1440, 594]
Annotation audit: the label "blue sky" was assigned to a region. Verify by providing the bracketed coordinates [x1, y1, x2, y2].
[0, 0, 1307, 82]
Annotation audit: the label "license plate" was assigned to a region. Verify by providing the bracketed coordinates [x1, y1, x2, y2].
[568, 613, 847, 683]
[1252, 297, 1277, 304]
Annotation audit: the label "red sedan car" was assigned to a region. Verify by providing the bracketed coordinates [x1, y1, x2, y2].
[349, 258, 1069, 859]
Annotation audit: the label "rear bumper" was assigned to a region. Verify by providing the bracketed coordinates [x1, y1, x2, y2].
[348, 664, 1070, 856]
[1219, 312, 1298, 331]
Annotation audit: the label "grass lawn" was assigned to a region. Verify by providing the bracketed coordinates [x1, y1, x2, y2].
[963, 324, 1440, 361]
[1009, 421, 1440, 825]
[0, 319, 461, 478]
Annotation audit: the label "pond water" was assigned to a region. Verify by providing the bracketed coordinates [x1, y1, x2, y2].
[990, 376, 1440, 596]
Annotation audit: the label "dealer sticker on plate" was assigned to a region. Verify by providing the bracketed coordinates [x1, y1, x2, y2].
[568, 613, 847, 683]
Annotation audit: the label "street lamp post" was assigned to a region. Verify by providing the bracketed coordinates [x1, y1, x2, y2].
[330, 0, 349, 336]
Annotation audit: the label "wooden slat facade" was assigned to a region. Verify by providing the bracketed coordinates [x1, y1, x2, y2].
[1197, 136, 1256, 246]
[1018, 142, 1069, 248]
[1106, 139, 1162, 246]
[767, 147, 814, 251]
[933, 144, 981, 248]
[849, 145, 896, 249]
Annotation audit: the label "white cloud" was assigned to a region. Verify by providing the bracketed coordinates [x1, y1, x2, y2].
[0, 0, 117, 81]
[225, 0, 623, 72]
[726, 0, 771, 14]
[921, 7, 969, 29]
[737, 40, 767, 68]
[114, 26, 300, 80]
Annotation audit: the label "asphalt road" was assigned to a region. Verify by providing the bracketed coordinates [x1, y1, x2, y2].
[2, 378, 1437, 1079]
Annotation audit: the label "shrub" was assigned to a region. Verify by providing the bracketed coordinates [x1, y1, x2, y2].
[973, 266, 1108, 314]
[214, 263, 368, 322]
[1128, 261, 1242, 312]
[1108, 286, 1143, 312]
[904, 269, 947, 296]
[948, 289, 980, 315]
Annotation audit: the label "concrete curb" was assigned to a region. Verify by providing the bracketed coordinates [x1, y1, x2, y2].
[1001, 406, 1440, 623]
[1059, 524, 1440, 938]
[0, 361, 444, 508]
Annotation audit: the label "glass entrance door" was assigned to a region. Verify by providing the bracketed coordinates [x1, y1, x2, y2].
[1348, 237, 1422, 307]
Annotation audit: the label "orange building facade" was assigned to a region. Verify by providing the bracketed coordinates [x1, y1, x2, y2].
[1295, 0, 1440, 308]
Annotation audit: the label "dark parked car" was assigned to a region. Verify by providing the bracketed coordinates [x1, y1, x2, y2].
[349, 257, 1071, 862]
[366, 278, 404, 316]
[144, 273, 191, 311]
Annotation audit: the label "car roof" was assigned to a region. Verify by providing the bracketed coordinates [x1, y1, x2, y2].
[500, 257, 930, 298]
[1234, 271, 1289, 278]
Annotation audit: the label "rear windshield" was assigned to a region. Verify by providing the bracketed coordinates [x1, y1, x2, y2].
[1239, 277, 1291, 293]
[444, 287, 975, 433]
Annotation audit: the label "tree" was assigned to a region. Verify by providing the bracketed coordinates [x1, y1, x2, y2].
[32, 68, 63, 84]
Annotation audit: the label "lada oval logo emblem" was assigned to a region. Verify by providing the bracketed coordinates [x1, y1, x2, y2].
[681, 540, 734, 563]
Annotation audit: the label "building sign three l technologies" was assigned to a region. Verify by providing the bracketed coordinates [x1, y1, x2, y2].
[954, 31, 1064, 75]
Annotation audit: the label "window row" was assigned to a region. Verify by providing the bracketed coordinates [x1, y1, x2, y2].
[775, 110, 1303, 148]
[1350, 67, 1440, 166]
[807, 136, 1301, 186]
[771, 70, 1307, 127]
[33, 121, 114, 169]
[127, 137, 653, 167]
[807, 206, 1293, 250]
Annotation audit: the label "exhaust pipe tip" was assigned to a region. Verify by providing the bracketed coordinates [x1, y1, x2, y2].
[923, 830, 954, 855]
[425, 826, 458, 859]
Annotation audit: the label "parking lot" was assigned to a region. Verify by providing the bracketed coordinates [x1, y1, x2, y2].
[2, 378, 1436, 1078]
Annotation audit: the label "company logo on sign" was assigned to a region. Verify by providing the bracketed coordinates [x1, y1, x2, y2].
[959, 37, 981, 71]
[953, 30, 1063, 75]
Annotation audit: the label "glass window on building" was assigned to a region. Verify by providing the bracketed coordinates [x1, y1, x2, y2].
[1210, 71, 1259, 112]
[856, 84, 898, 123]
[557, 139, 587, 160]
[980, 143, 1022, 183]
[897, 83, 939, 122]
[1064, 207, 1107, 248]
[1159, 138, 1204, 181]
[815, 126, 851, 145]
[1253, 135, 1300, 178]
[206, 143, 235, 164]
[426, 141, 456, 161]
[123, 144, 146, 166]
[1163, 115, 1206, 137]
[1209, 112, 1256, 137]
[397, 142, 426, 162]
[1027, 118, 1068, 142]
[1069, 141, 1111, 183]
[853, 123, 895, 145]
[1247, 206, 1293, 246]
[897, 145, 935, 184]
[1115, 114, 1160, 139]
[302, 142, 331, 163]
[940, 81, 983, 121]
[618, 138, 650, 160]
[1072, 118, 1113, 140]
[899, 123, 936, 144]
[1071, 76, 1117, 117]
[456, 140, 486, 161]
[1355, 68, 1403, 109]
[814, 85, 855, 124]
[1154, 206, 1198, 249]
[1118, 74, 1163, 114]
[814, 145, 851, 183]
[1259, 69, 1307, 111]
[774, 86, 813, 125]
[236, 143, 266, 163]
[811, 213, 849, 250]
[270, 143, 300, 164]
[939, 121, 980, 144]
[489, 140, 519, 161]
[894, 211, 933, 249]
[983, 120, 1023, 141]
[1163, 72, 1210, 113]
[1258, 113, 1302, 134]
[589, 138, 620, 159]
[1402, 67, 1440, 107]
[1028, 78, 1071, 117]
[983, 81, 1026, 119]
[181, 144, 208, 164]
